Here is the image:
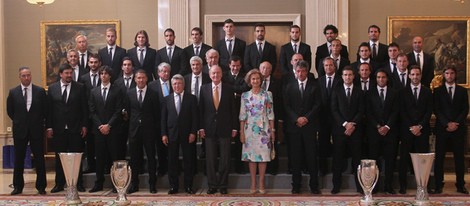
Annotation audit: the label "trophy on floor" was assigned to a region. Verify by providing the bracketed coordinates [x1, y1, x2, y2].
[357, 159, 379, 205]
[59, 152, 83, 205]
[111, 160, 132, 205]
[410, 153, 435, 206]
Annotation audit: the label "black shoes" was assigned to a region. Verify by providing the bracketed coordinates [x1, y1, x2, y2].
[127, 184, 139, 194]
[50, 185, 64, 193]
[10, 188, 22, 195]
[168, 188, 178, 194]
[88, 185, 103, 193]
[112, 187, 117, 193]
[207, 188, 217, 194]
[291, 188, 300, 194]
[77, 185, 85, 192]
[399, 188, 407, 195]
[38, 189, 46, 195]
[331, 187, 340, 194]
[149, 185, 157, 194]
[385, 187, 396, 195]
[310, 188, 321, 194]
[219, 188, 228, 194]
[457, 186, 469, 194]
[185, 187, 195, 194]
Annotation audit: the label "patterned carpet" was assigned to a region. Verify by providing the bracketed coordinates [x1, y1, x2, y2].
[1, 195, 470, 206]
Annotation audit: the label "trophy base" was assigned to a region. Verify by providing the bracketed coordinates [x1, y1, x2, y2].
[64, 199, 82, 205]
[360, 198, 375, 205]
[115, 200, 131, 206]
[414, 200, 431, 206]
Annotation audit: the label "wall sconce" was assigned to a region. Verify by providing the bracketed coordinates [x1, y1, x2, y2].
[27, 0, 55, 7]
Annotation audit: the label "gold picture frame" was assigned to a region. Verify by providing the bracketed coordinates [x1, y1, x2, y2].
[40, 20, 121, 89]
[387, 16, 470, 87]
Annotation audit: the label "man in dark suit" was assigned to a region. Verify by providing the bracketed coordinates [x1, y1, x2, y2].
[199, 65, 238, 195]
[156, 28, 185, 77]
[355, 62, 376, 91]
[407, 36, 435, 88]
[244, 23, 277, 73]
[214, 18, 246, 73]
[433, 65, 469, 194]
[280, 25, 312, 76]
[126, 70, 160, 194]
[283, 60, 321, 194]
[315, 24, 349, 72]
[282, 53, 316, 87]
[184, 56, 211, 100]
[127, 30, 157, 81]
[202, 49, 220, 74]
[7, 67, 47, 195]
[87, 66, 123, 193]
[46, 64, 88, 193]
[317, 39, 350, 77]
[390, 54, 411, 90]
[66, 49, 87, 82]
[75, 35, 92, 71]
[350, 42, 380, 78]
[382, 42, 400, 88]
[181, 27, 212, 75]
[363, 25, 388, 65]
[366, 69, 399, 194]
[98, 28, 127, 81]
[398, 65, 433, 194]
[161, 74, 199, 195]
[330, 66, 364, 194]
[317, 57, 342, 175]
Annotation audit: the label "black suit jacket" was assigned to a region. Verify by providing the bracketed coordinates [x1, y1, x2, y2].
[181, 44, 212, 75]
[280, 42, 312, 75]
[399, 85, 433, 137]
[317, 56, 350, 77]
[46, 81, 88, 134]
[125, 87, 160, 138]
[315, 43, 349, 72]
[244, 41, 277, 73]
[283, 79, 321, 132]
[183, 73, 211, 97]
[7, 84, 47, 140]
[433, 84, 469, 135]
[148, 78, 173, 104]
[266, 77, 284, 122]
[114, 75, 137, 95]
[407, 52, 435, 87]
[222, 72, 248, 94]
[366, 86, 399, 137]
[79, 72, 101, 98]
[128, 46, 157, 81]
[156, 45, 185, 77]
[215, 38, 246, 72]
[98, 46, 127, 79]
[390, 70, 411, 90]
[78, 51, 93, 71]
[88, 84, 123, 130]
[330, 85, 365, 135]
[367, 42, 389, 65]
[161, 92, 199, 141]
[349, 60, 380, 76]
[199, 83, 238, 137]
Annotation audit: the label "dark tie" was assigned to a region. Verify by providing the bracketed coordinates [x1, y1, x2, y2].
[448, 86, 453, 101]
[413, 87, 419, 102]
[92, 73, 97, 87]
[362, 80, 368, 91]
[258, 42, 263, 56]
[293, 44, 298, 53]
[328, 44, 332, 55]
[102, 87, 107, 102]
[138, 89, 143, 106]
[380, 88, 385, 105]
[80, 53, 85, 70]
[176, 94, 181, 115]
[299, 82, 304, 99]
[262, 80, 267, 90]
[346, 87, 351, 103]
[227, 39, 233, 56]
[333, 59, 338, 69]
[139, 49, 144, 65]
[168, 47, 173, 61]
[62, 84, 68, 103]
[416, 53, 421, 69]
[194, 76, 200, 99]
[400, 73, 406, 87]
[125, 77, 131, 89]
[195, 46, 200, 56]
[23, 87, 27, 102]
[392, 63, 398, 76]
[109, 47, 113, 62]
[327, 77, 332, 95]
[372, 43, 377, 58]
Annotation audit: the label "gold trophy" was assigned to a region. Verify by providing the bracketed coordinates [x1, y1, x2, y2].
[111, 160, 132, 205]
[357, 159, 379, 205]
[410, 153, 435, 206]
[59, 152, 83, 205]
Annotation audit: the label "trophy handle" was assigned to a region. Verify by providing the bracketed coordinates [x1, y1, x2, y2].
[371, 166, 379, 190]
[110, 164, 117, 187]
[357, 165, 366, 190]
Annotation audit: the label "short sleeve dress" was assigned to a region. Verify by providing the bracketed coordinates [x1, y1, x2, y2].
[239, 89, 275, 162]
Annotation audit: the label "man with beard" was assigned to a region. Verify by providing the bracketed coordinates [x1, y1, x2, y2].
[244, 23, 277, 73]
[280, 25, 312, 76]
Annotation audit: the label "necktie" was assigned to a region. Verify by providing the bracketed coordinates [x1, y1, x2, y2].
[163, 82, 169, 97]
[109, 47, 113, 62]
[102, 87, 107, 102]
[138, 89, 143, 106]
[392, 63, 398, 75]
[328, 44, 332, 55]
[195, 46, 200, 56]
[327, 77, 332, 95]
[125, 77, 131, 89]
[62, 84, 68, 103]
[227, 39, 233, 56]
[333, 59, 338, 69]
[73, 69, 77, 82]
[300, 82, 304, 99]
[400, 73, 406, 87]
[372, 43, 377, 59]
[23, 87, 27, 102]
[168, 47, 173, 61]
[194, 76, 200, 99]
[262, 80, 267, 90]
[92, 73, 97, 87]
[416, 53, 421, 69]
[139, 48, 144, 65]
[213, 85, 220, 110]
[258, 42, 263, 56]
[293, 44, 298, 53]
[362, 80, 368, 91]
[346, 87, 351, 103]
[80, 53, 85, 70]
[380, 88, 385, 105]
[413, 87, 418, 102]
[176, 94, 181, 115]
[448, 86, 453, 101]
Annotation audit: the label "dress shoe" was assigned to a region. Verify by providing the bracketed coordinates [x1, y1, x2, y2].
[457, 187, 469, 194]
[331, 188, 340, 194]
[219, 188, 228, 194]
[207, 188, 217, 194]
[38, 189, 46, 195]
[149, 185, 157, 194]
[10, 188, 22, 195]
[127, 185, 139, 194]
[77, 185, 86, 192]
[431, 188, 442, 194]
[112, 187, 117, 193]
[385, 187, 396, 194]
[185, 187, 195, 194]
[88, 185, 103, 193]
[50, 185, 64, 193]
[168, 188, 178, 194]
[291, 188, 300, 194]
[310, 188, 321, 194]
[399, 188, 406, 194]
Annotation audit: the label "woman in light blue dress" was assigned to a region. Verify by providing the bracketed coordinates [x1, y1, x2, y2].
[239, 69, 275, 194]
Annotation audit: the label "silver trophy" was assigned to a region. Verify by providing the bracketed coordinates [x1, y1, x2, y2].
[111, 160, 132, 205]
[410, 153, 435, 206]
[59, 152, 83, 205]
[357, 159, 379, 205]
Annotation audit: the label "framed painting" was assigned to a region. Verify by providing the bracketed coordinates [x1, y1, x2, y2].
[387, 16, 470, 87]
[40, 20, 120, 88]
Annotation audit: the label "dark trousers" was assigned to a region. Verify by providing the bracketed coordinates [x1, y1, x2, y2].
[53, 129, 84, 187]
[398, 132, 429, 189]
[156, 135, 168, 174]
[94, 129, 120, 185]
[288, 131, 319, 190]
[318, 121, 333, 173]
[168, 138, 196, 189]
[332, 133, 362, 190]
[84, 126, 96, 171]
[129, 128, 157, 187]
[231, 133, 244, 172]
[368, 132, 398, 189]
[118, 121, 129, 160]
[13, 131, 46, 191]
[434, 130, 466, 189]
[205, 136, 231, 189]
